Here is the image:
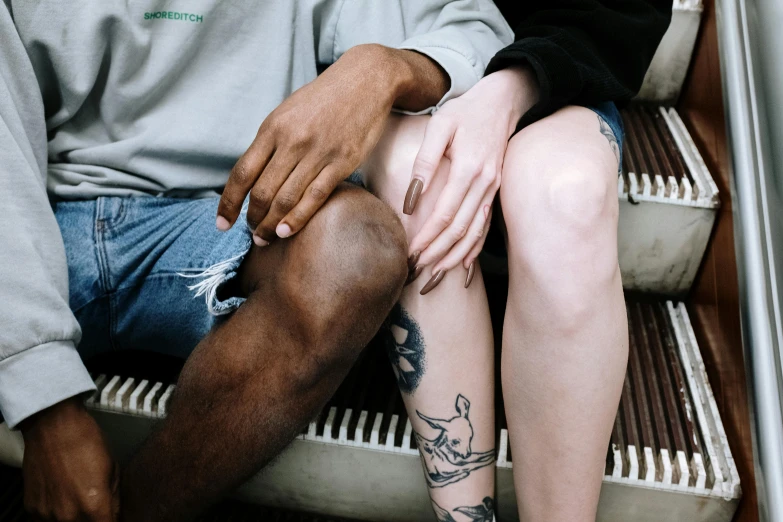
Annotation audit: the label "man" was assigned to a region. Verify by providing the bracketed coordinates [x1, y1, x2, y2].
[0, 2, 512, 520]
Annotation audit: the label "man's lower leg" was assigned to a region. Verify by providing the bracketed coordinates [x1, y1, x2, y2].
[120, 186, 407, 522]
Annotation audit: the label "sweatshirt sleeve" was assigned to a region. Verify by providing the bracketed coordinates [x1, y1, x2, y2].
[0, 5, 95, 429]
[322, 0, 515, 114]
[486, 0, 672, 129]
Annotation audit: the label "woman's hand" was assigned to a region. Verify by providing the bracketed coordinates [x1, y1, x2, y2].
[404, 65, 539, 292]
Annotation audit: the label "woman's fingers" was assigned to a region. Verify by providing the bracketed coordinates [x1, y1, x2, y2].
[416, 167, 497, 268]
[404, 116, 455, 215]
[426, 189, 495, 291]
[463, 204, 494, 273]
[407, 158, 485, 256]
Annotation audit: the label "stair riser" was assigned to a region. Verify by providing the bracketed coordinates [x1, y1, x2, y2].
[637, 2, 702, 102]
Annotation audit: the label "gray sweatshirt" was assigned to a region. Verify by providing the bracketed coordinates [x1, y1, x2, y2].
[0, 1, 512, 428]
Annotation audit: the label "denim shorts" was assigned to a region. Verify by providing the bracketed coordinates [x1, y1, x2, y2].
[55, 196, 254, 361]
[585, 101, 624, 170]
[56, 102, 623, 361]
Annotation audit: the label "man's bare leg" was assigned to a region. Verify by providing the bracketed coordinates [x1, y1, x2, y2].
[363, 115, 496, 519]
[499, 106, 627, 521]
[120, 185, 408, 522]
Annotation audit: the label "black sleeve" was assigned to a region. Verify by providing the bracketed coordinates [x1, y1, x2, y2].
[487, 0, 672, 130]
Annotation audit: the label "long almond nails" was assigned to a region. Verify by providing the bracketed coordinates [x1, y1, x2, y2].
[420, 270, 445, 295]
[406, 265, 424, 286]
[464, 261, 476, 288]
[408, 251, 421, 269]
[403, 178, 423, 215]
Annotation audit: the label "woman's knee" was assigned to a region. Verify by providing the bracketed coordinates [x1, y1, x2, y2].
[500, 128, 620, 328]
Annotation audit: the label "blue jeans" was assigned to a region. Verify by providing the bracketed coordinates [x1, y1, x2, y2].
[55, 196, 253, 361]
[56, 102, 623, 362]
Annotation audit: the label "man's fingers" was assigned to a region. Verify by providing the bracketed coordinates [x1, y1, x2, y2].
[276, 165, 343, 237]
[253, 159, 321, 242]
[217, 133, 275, 230]
[404, 117, 454, 215]
[244, 152, 299, 237]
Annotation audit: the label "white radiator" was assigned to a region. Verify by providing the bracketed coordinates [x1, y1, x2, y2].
[0, 299, 740, 522]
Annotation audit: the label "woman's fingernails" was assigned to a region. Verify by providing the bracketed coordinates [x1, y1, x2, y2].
[408, 251, 421, 269]
[252, 234, 269, 247]
[216, 215, 230, 231]
[405, 265, 424, 286]
[464, 261, 476, 288]
[420, 269, 445, 295]
[276, 223, 292, 238]
[403, 178, 423, 215]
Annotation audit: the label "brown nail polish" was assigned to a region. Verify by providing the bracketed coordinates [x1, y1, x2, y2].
[405, 265, 424, 286]
[420, 270, 445, 295]
[403, 178, 423, 215]
[408, 251, 421, 269]
[464, 261, 476, 288]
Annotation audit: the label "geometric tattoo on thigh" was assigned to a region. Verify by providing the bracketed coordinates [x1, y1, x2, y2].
[597, 114, 621, 165]
[414, 394, 495, 488]
[433, 497, 495, 522]
[383, 304, 427, 394]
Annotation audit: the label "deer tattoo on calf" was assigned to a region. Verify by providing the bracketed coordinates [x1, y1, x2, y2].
[414, 394, 495, 488]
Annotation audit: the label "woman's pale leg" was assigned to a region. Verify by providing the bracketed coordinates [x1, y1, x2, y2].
[499, 106, 628, 522]
[363, 115, 496, 520]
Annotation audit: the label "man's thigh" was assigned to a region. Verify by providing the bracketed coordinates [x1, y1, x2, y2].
[56, 196, 253, 361]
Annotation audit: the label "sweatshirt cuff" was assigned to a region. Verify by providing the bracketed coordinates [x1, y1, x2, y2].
[486, 37, 583, 131]
[396, 44, 480, 115]
[0, 341, 95, 429]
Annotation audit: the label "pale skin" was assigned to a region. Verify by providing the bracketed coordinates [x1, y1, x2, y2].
[364, 66, 628, 521]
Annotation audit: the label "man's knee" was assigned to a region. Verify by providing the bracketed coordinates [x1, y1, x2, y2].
[249, 183, 407, 344]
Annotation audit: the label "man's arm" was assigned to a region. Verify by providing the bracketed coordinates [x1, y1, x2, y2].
[0, 1, 94, 434]
[217, 0, 513, 241]
[0, 6, 117, 521]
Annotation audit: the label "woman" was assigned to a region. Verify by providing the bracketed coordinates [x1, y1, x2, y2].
[364, 1, 672, 520]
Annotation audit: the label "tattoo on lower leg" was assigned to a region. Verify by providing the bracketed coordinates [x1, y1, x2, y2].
[433, 497, 496, 522]
[598, 114, 621, 164]
[415, 394, 495, 488]
[383, 304, 426, 394]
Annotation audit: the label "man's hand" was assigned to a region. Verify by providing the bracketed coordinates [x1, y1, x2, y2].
[404, 66, 540, 292]
[21, 398, 119, 522]
[216, 44, 449, 245]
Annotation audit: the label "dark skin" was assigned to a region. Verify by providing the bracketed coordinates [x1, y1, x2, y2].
[216, 43, 449, 244]
[21, 399, 119, 522]
[21, 44, 448, 522]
